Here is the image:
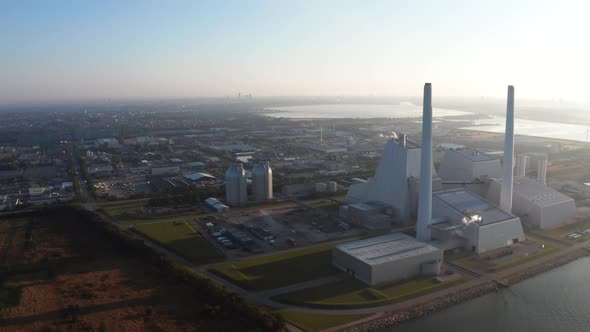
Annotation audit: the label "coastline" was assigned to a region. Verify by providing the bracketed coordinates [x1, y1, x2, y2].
[341, 248, 590, 332]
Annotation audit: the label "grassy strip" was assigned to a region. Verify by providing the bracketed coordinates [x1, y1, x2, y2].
[134, 221, 224, 265]
[490, 244, 560, 272]
[209, 244, 341, 291]
[276, 309, 370, 332]
[273, 277, 466, 309]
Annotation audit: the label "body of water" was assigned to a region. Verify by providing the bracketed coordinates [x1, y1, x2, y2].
[461, 117, 590, 143]
[264, 104, 472, 119]
[389, 257, 590, 332]
[265, 104, 590, 143]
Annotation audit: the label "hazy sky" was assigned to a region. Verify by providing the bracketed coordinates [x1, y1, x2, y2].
[2, 0, 589, 103]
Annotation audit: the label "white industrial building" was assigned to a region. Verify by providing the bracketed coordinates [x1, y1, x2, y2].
[437, 148, 503, 182]
[205, 197, 230, 212]
[430, 188, 526, 254]
[332, 233, 443, 286]
[346, 134, 441, 225]
[487, 176, 576, 229]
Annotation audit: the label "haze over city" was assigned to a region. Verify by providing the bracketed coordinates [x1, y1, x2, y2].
[3, 2, 590, 332]
[2, 0, 590, 104]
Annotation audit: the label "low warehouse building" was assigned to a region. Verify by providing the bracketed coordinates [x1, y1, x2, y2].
[332, 233, 443, 286]
[486, 176, 576, 229]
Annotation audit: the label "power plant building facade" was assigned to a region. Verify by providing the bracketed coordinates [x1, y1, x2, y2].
[430, 188, 526, 254]
[346, 135, 441, 225]
[332, 233, 443, 286]
[487, 176, 576, 229]
[437, 149, 503, 182]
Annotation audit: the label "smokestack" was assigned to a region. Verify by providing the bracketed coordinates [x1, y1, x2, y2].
[417, 83, 433, 242]
[320, 124, 323, 142]
[500, 85, 515, 212]
[516, 154, 528, 177]
[538, 157, 547, 185]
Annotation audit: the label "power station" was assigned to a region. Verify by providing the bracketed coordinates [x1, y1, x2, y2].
[335, 83, 575, 286]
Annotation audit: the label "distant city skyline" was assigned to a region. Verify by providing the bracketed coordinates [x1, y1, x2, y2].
[2, 0, 589, 103]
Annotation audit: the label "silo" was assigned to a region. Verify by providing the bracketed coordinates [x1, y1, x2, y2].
[252, 161, 273, 201]
[225, 164, 247, 206]
[516, 154, 528, 177]
[327, 181, 338, 193]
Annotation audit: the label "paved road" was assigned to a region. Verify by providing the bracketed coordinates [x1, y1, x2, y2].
[70, 145, 95, 208]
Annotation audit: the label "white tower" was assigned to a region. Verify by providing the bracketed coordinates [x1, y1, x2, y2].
[516, 154, 528, 177]
[538, 157, 547, 185]
[417, 83, 433, 242]
[500, 86, 515, 213]
[225, 164, 247, 206]
[252, 161, 273, 201]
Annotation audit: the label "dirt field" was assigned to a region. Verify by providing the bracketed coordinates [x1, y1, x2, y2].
[0, 215, 251, 331]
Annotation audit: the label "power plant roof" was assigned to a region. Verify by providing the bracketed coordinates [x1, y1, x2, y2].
[455, 148, 496, 162]
[497, 176, 573, 208]
[434, 188, 514, 225]
[335, 233, 441, 266]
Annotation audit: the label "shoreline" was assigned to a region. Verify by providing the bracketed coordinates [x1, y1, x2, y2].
[342, 248, 590, 332]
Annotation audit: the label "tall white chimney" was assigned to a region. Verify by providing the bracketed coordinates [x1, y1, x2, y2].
[538, 157, 547, 185]
[500, 85, 515, 212]
[417, 83, 433, 242]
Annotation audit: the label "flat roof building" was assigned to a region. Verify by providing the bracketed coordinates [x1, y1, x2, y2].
[438, 148, 502, 182]
[431, 188, 526, 254]
[332, 233, 443, 286]
[487, 176, 576, 229]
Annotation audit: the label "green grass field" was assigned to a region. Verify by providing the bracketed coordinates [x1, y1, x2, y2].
[490, 243, 560, 272]
[276, 309, 370, 332]
[273, 276, 466, 309]
[134, 220, 224, 265]
[209, 243, 340, 291]
[97, 199, 149, 218]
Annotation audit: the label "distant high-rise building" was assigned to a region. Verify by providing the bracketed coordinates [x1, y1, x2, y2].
[252, 161, 273, 201]
[225, 164, 247, 206]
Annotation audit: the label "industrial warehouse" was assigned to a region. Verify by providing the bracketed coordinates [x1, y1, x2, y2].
[332, 233, 443, 286]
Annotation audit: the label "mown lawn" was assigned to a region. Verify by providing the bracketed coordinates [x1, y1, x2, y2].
[275, 309, 370, 332]
[273, 276, 466, 309]
[209, 244, 340, 291]
[134, 220, 224, 265]
[97, 199, 149, 218]
[490, 243, 560, 272]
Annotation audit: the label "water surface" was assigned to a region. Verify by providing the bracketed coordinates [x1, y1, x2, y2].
[390, 257, 590, 332]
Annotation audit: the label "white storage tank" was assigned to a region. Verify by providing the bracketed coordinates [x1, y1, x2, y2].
[316, 182, 327, 193]
[252, 161, 273, 201]
[327, 181, 338, 193]
[225, 164, 247, 206]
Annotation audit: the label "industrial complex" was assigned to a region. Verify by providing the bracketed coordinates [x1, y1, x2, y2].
[338, 83, 575, 286]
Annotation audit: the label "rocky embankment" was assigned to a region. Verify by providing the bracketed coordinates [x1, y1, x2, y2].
[345, 248, 590, 332]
